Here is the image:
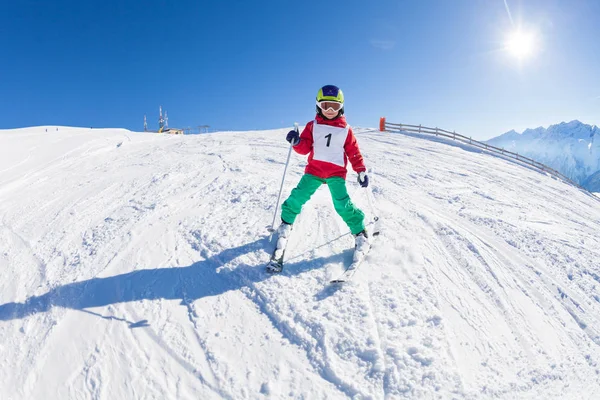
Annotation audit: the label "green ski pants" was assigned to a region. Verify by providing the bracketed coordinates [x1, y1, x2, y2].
[281, 174, 365, 235]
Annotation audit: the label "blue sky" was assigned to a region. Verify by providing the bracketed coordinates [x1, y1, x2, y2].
[1, 0, 599, 139]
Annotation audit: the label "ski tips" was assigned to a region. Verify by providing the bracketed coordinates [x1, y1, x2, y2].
[266, 263, 283, 274]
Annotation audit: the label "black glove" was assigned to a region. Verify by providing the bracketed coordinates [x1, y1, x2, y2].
[357, 172, 369, 188]
[286, 130, 300, 145]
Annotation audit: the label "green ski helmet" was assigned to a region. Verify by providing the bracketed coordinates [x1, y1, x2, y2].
[316, 85, 344, 117]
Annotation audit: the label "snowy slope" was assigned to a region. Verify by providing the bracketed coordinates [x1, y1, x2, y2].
[1, 125, 599, 399]
[486, 120, 600, 189]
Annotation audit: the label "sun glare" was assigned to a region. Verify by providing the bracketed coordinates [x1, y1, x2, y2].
[505, 29, 537, 60]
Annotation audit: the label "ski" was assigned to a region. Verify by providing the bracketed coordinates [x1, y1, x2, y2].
[330, 227, 379, 284]
[330, 260, 363, 283]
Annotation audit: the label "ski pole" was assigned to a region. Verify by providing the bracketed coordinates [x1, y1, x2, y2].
[269, 123, 298, 234]
[366, 184, 378, 220]
[364, 169, 380, 235]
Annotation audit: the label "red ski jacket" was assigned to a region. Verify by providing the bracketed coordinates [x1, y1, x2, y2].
[294, 114, 367, 179]
[293, 115, 366, 179]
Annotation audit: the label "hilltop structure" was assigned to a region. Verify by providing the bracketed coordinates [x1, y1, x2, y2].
[144, 106, 183, 134]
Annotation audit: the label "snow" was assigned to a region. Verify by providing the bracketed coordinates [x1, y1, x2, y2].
[486, 120, 600, 188]
[1, 125, 600, 399]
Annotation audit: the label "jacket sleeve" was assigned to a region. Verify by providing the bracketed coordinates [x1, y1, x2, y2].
[344, 127, 366, 173]
[293, 121, 314, 155]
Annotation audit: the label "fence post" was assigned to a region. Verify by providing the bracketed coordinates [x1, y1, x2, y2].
[435, 127, 438, 136]
[469, 137, 472, 144]
[419, 124, 422, 134]
[379, 117, 386, 132]
[453, 130, 456, 140]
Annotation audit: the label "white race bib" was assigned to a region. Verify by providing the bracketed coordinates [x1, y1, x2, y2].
[312, 121, 349, 167]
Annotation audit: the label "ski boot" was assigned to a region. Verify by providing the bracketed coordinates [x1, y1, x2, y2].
[266, 221, 292, 273]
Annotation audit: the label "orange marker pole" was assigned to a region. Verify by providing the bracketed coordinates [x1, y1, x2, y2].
[379, 117, 386, 132]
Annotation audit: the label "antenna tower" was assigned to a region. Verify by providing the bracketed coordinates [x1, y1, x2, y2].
[159, 106, 164, 131]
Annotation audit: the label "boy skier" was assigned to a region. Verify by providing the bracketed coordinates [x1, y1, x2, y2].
[268, 85, 370, 273]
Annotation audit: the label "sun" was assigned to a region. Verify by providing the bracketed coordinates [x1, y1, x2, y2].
[505, 29, 537, 60]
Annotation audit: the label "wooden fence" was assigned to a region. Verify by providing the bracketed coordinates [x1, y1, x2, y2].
[380, 119, 587, 191]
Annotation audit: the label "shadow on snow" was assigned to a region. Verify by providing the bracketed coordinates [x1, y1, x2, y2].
[0, 236, 351, 323]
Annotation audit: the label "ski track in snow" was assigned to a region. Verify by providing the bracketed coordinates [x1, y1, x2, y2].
[1, 126, 599, 399]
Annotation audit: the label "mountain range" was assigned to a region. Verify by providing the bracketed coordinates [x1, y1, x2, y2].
[486, 120, 600, 191]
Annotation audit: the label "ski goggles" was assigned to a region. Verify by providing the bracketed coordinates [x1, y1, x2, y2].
[316, 101, 343, 112]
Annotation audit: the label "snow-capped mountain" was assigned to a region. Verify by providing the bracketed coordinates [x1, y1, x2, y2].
[1, 126, 599, 399]
[486, 120, 600, 189]
[583, 169, 600, 192]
